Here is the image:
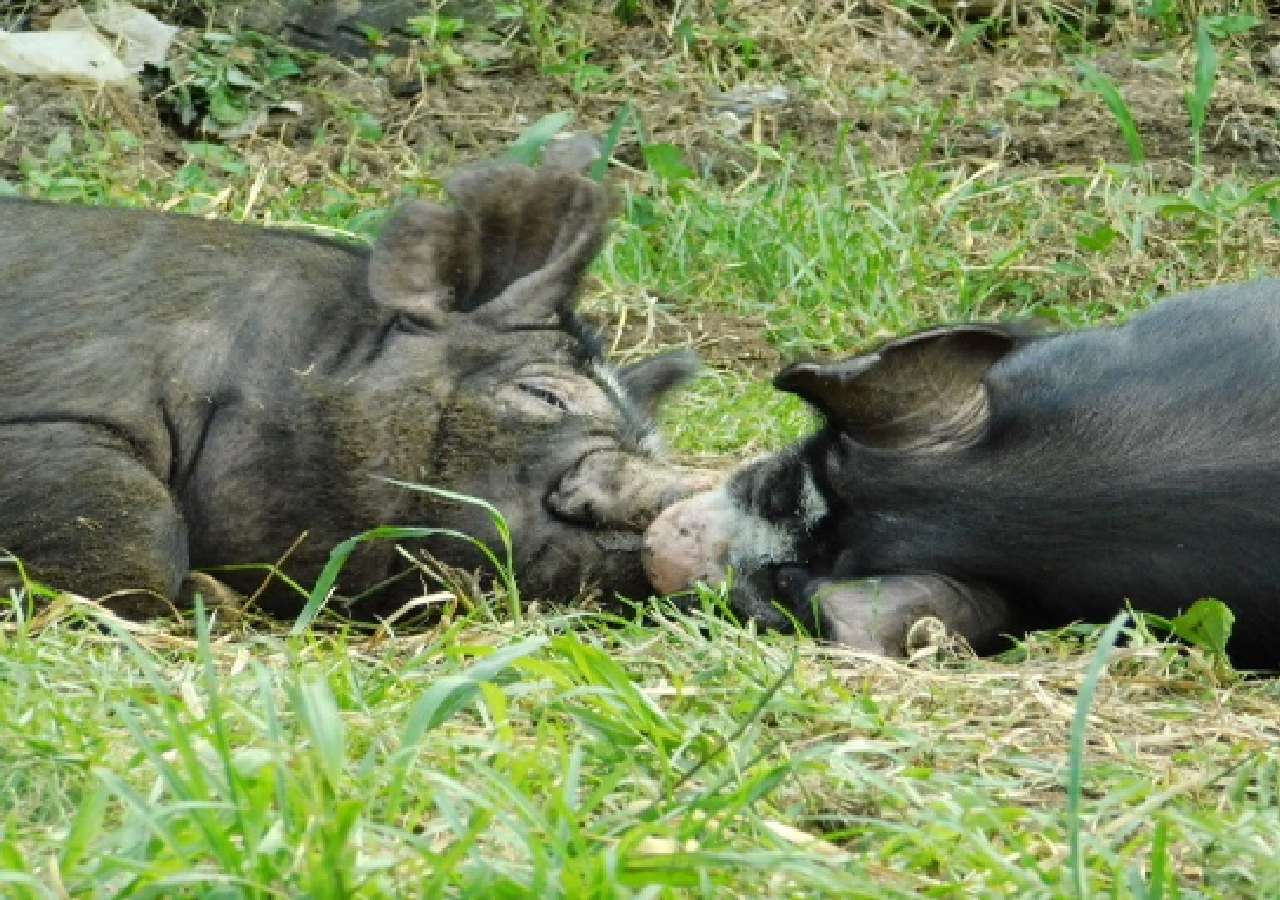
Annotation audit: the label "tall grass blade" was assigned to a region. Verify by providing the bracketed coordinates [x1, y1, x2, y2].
[57, 776, 109, 877]
[401, 635, 547, 747]
[292, 678, 347, 792]
[292, 481, 518, 633]
[1067, 611, 1130, 898]
[1076, 61, 1145, 164]
[592, 101, 636, 181]
[0, 842, 49, 900]
[1189, 22, 1219, 170]
[1146, 816, 1169, 900]
[502, 111, 576, 166]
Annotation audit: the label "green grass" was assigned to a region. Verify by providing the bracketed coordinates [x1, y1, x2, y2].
[6, 598, 1280, 897]
[4, 1, 1280, 895]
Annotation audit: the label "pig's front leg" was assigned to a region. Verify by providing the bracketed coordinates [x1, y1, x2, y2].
[811, 574, 1018, 657]
[0, 423, 189, 616]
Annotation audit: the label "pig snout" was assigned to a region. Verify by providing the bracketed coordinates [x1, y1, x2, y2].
[546, 452, 721, 532]
[642, 489, 734, 595]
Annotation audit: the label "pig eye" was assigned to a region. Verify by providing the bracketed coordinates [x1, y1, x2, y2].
[517, 381, 571, 412]
[394, 312, 434, 335]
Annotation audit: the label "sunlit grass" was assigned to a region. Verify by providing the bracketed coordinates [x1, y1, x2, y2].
[6, 596, 1280, 897]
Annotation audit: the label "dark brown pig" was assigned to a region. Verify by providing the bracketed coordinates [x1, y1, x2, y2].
[645, 282, 1280, 669]
[0, 144, 710, 618]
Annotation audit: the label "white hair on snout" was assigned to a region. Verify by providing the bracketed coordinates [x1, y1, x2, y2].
[725, 511, 797, 572]
[719, 452, 823, 573]
[798, 466, 829, 530]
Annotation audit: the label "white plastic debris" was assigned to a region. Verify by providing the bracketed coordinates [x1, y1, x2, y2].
[706, 84, 792, 137]
[90, 1, 178, 70]
[707, 83, 791, 117]
[0, 9, 131, 85]
[0, 3, 176, 87]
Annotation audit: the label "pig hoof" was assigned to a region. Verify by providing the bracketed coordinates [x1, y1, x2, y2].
[903, 616, 950, 655]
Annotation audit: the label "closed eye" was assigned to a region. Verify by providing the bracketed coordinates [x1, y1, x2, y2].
[517, 382, 571, 412]
[394, 312, 435, 335]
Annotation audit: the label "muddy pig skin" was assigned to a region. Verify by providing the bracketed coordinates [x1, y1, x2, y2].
[0, 144, 712, 619]
[645, 281, 1280, 669]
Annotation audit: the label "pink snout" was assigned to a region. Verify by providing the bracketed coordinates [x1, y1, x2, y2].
[642, 488, 734, 595]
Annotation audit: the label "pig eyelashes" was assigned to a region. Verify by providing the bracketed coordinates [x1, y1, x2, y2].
[516, 381, 571, 412]
[510, 371, 626, 420]
[393, 311, 438, 335]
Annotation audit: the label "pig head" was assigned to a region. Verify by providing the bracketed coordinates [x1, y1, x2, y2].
[0, 145, 709, 618]
[646, 281, 1280, 669]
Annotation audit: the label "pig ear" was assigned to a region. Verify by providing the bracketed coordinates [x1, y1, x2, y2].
[445, 163, 608, 326]
[540, 133, 603, 174]
[618, 349, 702, 417]
[366, 200, 479, 326]
[367, 157, 607, 326]
[775, 324, 1033, 450]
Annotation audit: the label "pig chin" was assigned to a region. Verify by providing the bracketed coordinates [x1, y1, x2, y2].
[512, 496, 649, 598]
[527, 530, 653, 602]
[498, 476, 683, 603]
[720, 563, 829, 632]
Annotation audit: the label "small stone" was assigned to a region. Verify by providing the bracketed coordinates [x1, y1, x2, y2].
[706, 83, 791, 117]
[1265, 44, 1280, 76]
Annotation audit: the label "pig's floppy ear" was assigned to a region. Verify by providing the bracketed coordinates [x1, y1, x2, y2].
[451, 164, 607, 327]
[367, 149, 606, 325]
[775, 324, 1032, 450]
[366, 200, 480, 326]
[618, 349, 702, 417]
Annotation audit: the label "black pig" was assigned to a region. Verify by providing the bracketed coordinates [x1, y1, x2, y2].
[645, 282, 1280, 669]
[0, 144, 711, 618]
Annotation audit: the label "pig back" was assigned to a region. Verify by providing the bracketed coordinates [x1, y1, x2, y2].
[942, 279, 1280, 642]
[984, 278, 1280, 466]
[0, 197, 380, 478]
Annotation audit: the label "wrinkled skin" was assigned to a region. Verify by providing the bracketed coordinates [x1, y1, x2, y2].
[646, 281, 1280, 670]
[0, 143, 711, 618]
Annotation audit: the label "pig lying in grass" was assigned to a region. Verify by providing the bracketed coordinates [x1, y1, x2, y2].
[0, 141, 711, 619]
[645, 281, 1280, 669]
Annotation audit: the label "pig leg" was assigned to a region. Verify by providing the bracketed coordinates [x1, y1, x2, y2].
[0, 424, 188, 617]
[811, 574, 1019, 657]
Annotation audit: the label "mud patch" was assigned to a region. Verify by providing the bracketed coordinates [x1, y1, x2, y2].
[6, 4, 1278, 185]
[945, 49, 1280, 179]
[599, 302, 782, 378]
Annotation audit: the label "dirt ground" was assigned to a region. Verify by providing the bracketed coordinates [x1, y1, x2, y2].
[3, 0, 1279, 359]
